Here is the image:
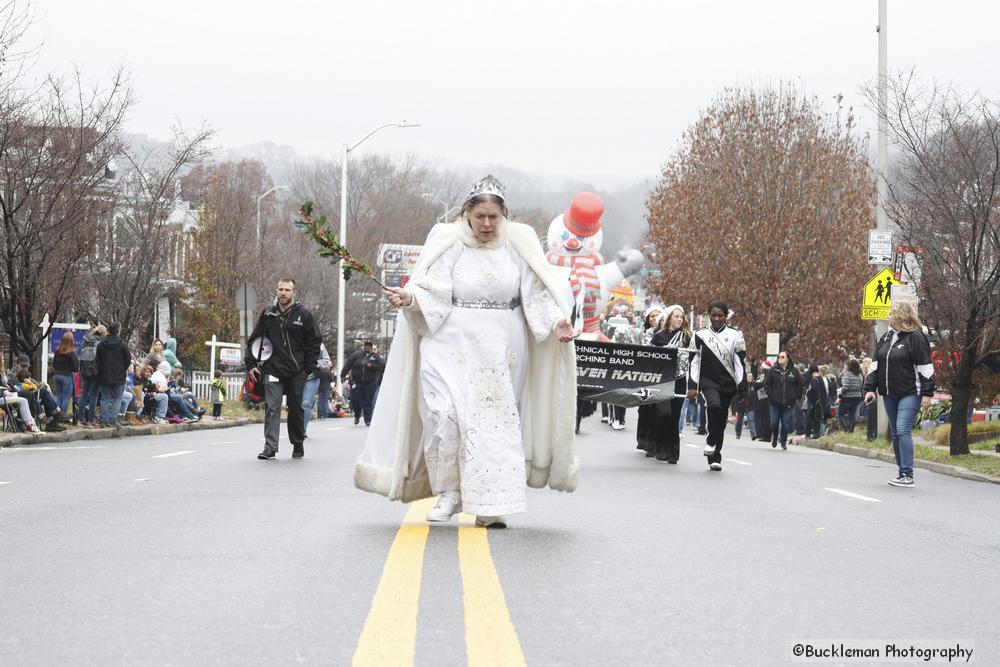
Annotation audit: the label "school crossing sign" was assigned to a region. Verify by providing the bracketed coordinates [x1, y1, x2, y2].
[862, 267, 895, 320]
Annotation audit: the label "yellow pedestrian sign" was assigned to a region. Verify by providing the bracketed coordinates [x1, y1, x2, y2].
[862, 267, 894, 320]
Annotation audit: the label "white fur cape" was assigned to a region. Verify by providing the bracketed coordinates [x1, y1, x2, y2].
[353, 217, 579, 502]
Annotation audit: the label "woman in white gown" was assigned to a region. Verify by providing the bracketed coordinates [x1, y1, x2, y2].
[356, 175, 579, 527]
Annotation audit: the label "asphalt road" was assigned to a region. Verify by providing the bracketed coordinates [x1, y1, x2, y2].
[1, 412, 996, 666]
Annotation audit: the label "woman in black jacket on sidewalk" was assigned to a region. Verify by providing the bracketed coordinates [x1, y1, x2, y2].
[763, 352, 802, 450]
[863, 303, 935, 487]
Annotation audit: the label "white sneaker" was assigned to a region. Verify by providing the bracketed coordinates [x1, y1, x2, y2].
[709, 462, 722, 471]
[475, 515, 507, 528]
[427, 492, 462, 522]
[611, 420, 625, 431]
[703, 444, 715, 456]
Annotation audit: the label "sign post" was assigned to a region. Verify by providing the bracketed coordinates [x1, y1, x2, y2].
[204, 335, 242, 379]
[38, 314, 91, 384]
[234, 282, 257, 355]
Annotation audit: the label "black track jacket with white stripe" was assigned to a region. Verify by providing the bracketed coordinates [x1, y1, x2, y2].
[863, 329, 935, 397]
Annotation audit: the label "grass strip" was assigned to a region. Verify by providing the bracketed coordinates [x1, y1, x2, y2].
[817, 431, 1000, 478]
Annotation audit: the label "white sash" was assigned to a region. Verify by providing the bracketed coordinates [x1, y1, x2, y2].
[696, 327, 738, 382]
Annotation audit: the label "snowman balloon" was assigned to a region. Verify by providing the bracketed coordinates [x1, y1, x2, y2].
[546, 192, 644, 341]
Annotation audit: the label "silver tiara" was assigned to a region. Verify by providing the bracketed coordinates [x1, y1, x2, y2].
[465, 174, 506, 204]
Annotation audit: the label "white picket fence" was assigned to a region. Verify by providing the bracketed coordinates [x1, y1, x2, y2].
[189, 371, 246, 402]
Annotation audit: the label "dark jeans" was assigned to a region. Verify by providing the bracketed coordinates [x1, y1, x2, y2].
[168, 393, 195, 419]
[80, 376, 99, 422]
[357, 380, 379, 425]
[733, 409, 746, 438]
[19, 385, 58, 419]
[212, 403, 223, 418]
[769, 404, 796, 445]
[702, 387, 735, 464]
[317, 387, 332, 418]
[264, 373, 307, 452]
[838, 397, 861, 432]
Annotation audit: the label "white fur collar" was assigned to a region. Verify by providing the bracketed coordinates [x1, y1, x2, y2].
[453, 215, 510, 250]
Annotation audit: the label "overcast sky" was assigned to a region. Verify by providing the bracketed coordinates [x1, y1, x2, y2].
[28, 0, 1000, 190]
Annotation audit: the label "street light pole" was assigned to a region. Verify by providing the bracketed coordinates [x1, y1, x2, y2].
[336, 121, 421, 378]
[421, 192, 458, 224]
[256, 185, 289, 259]
[872, 0, 890, 440]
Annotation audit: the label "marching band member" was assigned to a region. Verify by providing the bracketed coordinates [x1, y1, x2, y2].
[647, 305, 692, 463]
[687, 301, 748, 471]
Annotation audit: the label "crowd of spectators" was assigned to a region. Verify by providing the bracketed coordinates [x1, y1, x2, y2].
[2, 325, 370, 436]
[0, 326, 208, 434]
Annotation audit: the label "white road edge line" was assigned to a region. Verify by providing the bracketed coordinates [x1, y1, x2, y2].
[684, 444, 701, 449]
[0, 481, 11, 485]
[825, 488, 882, 503]
[326, 426, 347, 431]
[152, 450, 196, 459]
[725, 458, 753, 466]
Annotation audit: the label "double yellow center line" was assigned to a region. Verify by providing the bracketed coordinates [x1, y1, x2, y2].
[352, 498, 525, 666]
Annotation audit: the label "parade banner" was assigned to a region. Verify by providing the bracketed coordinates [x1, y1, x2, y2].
[575, 340, 681, 407]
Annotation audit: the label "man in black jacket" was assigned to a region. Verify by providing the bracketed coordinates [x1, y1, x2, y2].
[245, 279, 322, 460]
[340, 340, 385, 427]
[95, 322, 133, 427]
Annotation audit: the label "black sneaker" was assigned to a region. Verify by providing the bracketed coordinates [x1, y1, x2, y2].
[257, 449, 276, 460]
[292, 448, 304, 459]
[781, 442, 787, 450]
[888, 475, 914, 487]
[771, 439, 778, 448]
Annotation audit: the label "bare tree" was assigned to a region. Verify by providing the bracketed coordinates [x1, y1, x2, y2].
[0, 1, 37, 95]
[0, 65, 133, 363]
[79, 125, 215, 342]
[646, 84, 875, 361]
[178, 159, 272, 368]
[867, 70, 1000, 455]
[280, 153, 441, 348]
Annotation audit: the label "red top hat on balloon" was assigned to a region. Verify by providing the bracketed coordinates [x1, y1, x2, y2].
[563, 192, 604, 238]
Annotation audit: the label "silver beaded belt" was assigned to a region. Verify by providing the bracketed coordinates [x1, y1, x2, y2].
[452, 296, 522, 310]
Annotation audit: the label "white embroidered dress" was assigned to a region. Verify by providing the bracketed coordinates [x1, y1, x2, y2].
[405, 240, 564, 516]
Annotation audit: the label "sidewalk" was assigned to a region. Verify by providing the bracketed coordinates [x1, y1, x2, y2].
[0, 417, 255, 448]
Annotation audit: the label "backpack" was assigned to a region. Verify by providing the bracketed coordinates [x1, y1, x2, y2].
[80, 345, 100, 378]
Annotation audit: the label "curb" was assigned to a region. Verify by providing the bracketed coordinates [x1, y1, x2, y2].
[0, 417, 256, 448]
[797, 437, 1000, 485]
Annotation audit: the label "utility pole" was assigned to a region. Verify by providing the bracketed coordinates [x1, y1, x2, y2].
[870, 0, 891, 440]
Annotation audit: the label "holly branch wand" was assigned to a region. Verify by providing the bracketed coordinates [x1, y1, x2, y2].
[294, 202, 387, 290]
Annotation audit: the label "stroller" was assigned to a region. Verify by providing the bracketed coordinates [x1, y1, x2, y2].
[241, 377, 265, 411]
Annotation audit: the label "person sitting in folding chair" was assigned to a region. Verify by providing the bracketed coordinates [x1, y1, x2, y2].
[0, 362, 41, 434]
